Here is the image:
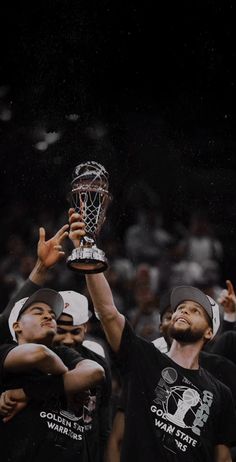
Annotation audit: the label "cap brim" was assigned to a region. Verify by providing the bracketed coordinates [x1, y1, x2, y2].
[170, 286, 212, 320]
[19, 288, 64, 320]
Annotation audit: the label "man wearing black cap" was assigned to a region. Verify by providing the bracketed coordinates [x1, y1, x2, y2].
[105, 290, 236, 461]
[69, 211, 236, 461]
[0, 288, 105, 462]
[153, 290, 236, 405]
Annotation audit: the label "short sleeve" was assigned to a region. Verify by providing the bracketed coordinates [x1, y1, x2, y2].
[53, 345, 84, 370]
[0, 344, 17, 386]
[116, 320, 140, 374]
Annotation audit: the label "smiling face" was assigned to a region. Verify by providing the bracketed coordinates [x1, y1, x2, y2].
[168, 300, 213, 344]
[13, 302, 57, 345]
[53, 313, 87, 348]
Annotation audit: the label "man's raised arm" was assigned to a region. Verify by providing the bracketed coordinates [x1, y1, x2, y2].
[86, 273, 125, 352]
[69, 208, 125, 352]
[1, 224, 69, 320]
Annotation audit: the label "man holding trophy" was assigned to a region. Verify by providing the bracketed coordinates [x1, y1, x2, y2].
[67, 161, 236, 462]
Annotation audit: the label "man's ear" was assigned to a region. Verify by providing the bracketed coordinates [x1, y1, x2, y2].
[204, 326, 213, 341]
[159, 322, 163, 334]
[13, 321, 22, 337]
[84, 324, 88, 334]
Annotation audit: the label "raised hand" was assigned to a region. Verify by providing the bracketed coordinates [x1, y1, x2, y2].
[29, 223, 69, 285]
[68, 208, 86, 249]
[37, 223, 69, 268]
[218, 279, 236, 314]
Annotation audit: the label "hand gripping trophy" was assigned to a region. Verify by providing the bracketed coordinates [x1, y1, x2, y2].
[67, 161, 112, 273]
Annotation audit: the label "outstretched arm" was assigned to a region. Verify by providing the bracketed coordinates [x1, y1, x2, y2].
[85, 274, 125, 352]
[69, 209, 125, 352]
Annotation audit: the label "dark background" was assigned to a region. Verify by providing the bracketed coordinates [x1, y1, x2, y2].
[0, 0, 236, 281]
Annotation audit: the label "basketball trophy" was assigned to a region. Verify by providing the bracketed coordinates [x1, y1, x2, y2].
[66, 161, 112, 273]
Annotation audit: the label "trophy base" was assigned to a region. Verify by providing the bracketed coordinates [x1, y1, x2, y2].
[66, 247, 108, 274]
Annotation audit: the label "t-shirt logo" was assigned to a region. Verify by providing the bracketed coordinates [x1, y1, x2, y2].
[151, 367, 214, 453]
[161, 367, 177, 384]
[165, 387, 200, 428]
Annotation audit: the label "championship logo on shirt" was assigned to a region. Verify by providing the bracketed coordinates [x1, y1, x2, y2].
[150, 367, 213, 453]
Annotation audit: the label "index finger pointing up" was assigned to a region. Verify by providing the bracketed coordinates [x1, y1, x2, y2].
[226, 279, 235, 295]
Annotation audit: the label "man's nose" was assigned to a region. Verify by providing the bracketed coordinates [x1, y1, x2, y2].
[179, 306, 189, 315]
[62, 333, 74, 346]
[43, 311, 53, 320]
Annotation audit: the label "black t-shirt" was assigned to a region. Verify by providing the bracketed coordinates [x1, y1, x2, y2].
[208, 331, 236, 366]
[117, 321, 236, 462]
[199, 350, 236, 406]
[0, 343, 90, 462]
[74, 344, 112, 462]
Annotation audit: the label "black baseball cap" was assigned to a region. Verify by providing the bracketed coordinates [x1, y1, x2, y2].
[170, 285, 220, 337]
[9, 288, 64, 341]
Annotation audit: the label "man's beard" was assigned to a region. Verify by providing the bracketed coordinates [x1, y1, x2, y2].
[168, 324, 204, 343]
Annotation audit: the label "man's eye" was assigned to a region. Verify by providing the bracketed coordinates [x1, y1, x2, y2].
[176, 306, 183, 311]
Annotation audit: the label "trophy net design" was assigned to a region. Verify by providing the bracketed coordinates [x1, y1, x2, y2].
[67, 161, 112, 273]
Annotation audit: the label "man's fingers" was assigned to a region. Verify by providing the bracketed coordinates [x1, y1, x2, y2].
[53, 245, 63, 251]
[69, 212, 84, 225]
[0, 401, 15, 414]
[3, 396, 16, 407]
[217, 289, 227, 303]
[2, 392, 16, 406]
[226, 280, 235, 295]
[0, 402, 15, 412]
[0, 393, 17, 415]
[53, 248, 66, 257]
[219, 295, 233, 305]
[0, 408, 10, 416]
[69, 230, 86, 242]
[58, 231, 69, 245]
[70, 221, 85, 232]
[68, 208, 75, 217]
[3, 402, 27, 423]
[55, 224, 69, 241]
[39, 227, 46, 243]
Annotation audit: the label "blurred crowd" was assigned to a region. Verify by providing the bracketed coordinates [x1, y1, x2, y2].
[0, 191, 227, 386]
[0, 196, 224, 328]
